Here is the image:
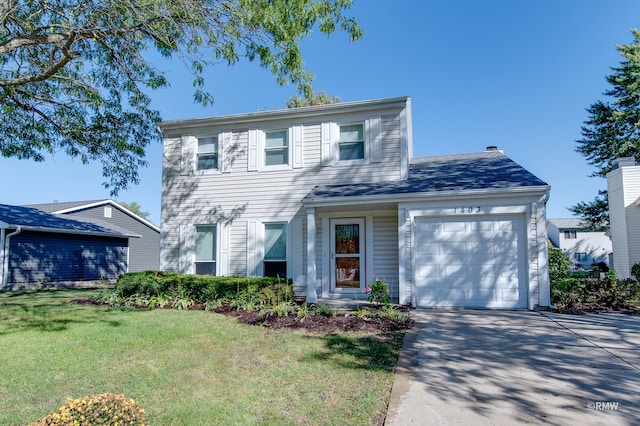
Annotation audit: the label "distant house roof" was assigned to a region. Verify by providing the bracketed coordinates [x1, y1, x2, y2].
[548, 218, 589, 230]
[25, 199, 108, 213]
[303, 151, 548, 204]
[0, 204, 135, 238]
[25, 199, 159, 232]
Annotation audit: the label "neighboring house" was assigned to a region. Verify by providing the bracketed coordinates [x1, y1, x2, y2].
[0, 204, 133, 288]
[26, 199, 160, 272]
[607, 157, 640, 279]
[159, 96, 551, 309]
[547, 218, 612, 270]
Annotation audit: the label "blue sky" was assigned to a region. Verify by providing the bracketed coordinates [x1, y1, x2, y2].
[2, 0, 640, 226]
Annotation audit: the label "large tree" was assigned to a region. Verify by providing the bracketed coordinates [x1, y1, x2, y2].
[573, 29, 640, 230]
[0, 0, 362, 194]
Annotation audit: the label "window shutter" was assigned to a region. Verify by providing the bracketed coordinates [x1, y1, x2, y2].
[368, 116, 382, 163]
[246, 220, 258, 276]
[179, 223, 195, 274]
[321, 122, 334, 166]
[218, 222, 229, 276]
[290, 218, 303, 285]
[219, 131, 232, 173]
[181, 135, 196, 175]
[248, 130, 259, 171]
[292, 125, 304, 168]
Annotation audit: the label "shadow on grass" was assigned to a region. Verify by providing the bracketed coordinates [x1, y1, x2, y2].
[0, 289, 123, 335]
[303, 332, 404, 372]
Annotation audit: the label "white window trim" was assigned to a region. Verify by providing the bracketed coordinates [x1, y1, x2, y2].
[247, 219, 292, 278]
[249, 127, 302, 172]
[182, 132, 232, 176]
[321, 117, 381, 167]
[195, 135, 220, 175]
[180, 222, 228, 276]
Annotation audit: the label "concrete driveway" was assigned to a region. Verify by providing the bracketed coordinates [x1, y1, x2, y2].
[385, 310, 640, 425]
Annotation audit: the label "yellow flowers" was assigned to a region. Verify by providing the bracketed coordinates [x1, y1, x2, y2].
[30, 393, 146, 425]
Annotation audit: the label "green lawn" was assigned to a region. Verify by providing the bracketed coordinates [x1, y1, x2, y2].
[0, 289, 404, 425]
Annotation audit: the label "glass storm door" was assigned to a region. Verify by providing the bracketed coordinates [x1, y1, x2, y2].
[331, 219, 365, 292]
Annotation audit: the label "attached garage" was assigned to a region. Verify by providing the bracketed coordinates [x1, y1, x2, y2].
[412, 215, 527, 308]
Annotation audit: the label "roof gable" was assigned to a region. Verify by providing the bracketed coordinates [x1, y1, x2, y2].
[25, 199, 159, 232]
[0, 204, 132, 237]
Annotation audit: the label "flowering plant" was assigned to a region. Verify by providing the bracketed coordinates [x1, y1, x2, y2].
[366, 274, 389, 306]
[32, 393, 146, 425]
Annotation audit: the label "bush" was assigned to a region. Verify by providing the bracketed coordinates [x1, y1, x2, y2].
[548, 245, 572, 284]
[31, 393, 146, 425]
[551, 271, 640, 310]
[631, 262, 640, 283]
[364, 274, 390, 306]
[112, 272, 293, 306]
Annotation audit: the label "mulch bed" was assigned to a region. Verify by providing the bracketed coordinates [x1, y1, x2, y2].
[212, 303, 414, 334]
[70, 299, 415, 334]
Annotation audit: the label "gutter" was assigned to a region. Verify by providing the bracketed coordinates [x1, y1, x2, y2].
[302, 185, 551, 208]
[1, 227, 21, 287]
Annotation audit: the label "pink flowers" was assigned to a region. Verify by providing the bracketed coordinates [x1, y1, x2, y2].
[362, 284, 371, 294]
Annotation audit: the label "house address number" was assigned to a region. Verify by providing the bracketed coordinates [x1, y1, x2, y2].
[454, 206, 482, 214]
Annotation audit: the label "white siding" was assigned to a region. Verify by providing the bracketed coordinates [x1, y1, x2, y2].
[161, 102, 410, 295]
[372, 216, 400, 300]
[608, 165, 640, 278]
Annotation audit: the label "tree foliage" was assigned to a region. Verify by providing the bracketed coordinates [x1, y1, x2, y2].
[567, 189, 609, 231]
[117, 200, 150, 220]
[573, 29, 640, 229]
[286, 89, 340, 108]
[0, 0, 362, 194]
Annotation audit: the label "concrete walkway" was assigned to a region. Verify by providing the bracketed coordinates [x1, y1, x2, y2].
[385, 310, 640, 425]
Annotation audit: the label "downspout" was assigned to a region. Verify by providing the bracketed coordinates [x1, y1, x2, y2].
[2, 227, 21, 287]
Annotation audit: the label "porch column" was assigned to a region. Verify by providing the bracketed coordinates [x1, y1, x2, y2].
[306, 208, 317, 303]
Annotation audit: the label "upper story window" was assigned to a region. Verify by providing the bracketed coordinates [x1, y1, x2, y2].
[248, 126, 303, 172]
[338, 123, 365, 161]
[197, 137, 218, 171]
[563, 230, 577, 239]
[265, 130, 289, 166]
[321, 117, 381, 167]
[195, 225, 217, 275]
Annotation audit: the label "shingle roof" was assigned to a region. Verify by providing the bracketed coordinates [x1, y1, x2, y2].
[548, 218, 586, 229]
[304, 151, 548, 202]
[24, 199, 107, 213]
[0, 204, 131, 237]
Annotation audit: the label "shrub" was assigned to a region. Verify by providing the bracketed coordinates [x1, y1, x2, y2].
[31, 393, 146, 425]
[364, 274, 390, 306]
[551, 270, 640, 310]
[112, 272, 293, 306]
[631, 262, 640, 283]
[548, 245, 572, 284]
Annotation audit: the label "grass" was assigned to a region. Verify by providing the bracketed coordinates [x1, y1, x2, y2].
[0, 289, 404, 425]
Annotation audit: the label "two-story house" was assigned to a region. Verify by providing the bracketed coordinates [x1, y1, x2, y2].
[159, 97, 551, 309]
[546, 218, 612, 270]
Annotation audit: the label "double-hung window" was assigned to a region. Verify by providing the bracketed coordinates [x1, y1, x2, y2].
[338, 123, 365, 161]
[563, 230, 577, 239]
[574, 252, 589, 262]
[197, 137, 218, 171]
[264, 223, 287, 278]
[195, 225, 217, 275]
[264, 130, 289, 166]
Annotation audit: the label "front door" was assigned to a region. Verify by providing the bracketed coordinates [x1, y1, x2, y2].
[331, 219, 365, 292]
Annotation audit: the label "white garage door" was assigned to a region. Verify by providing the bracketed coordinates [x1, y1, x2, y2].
[413, 215, 527, 308]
